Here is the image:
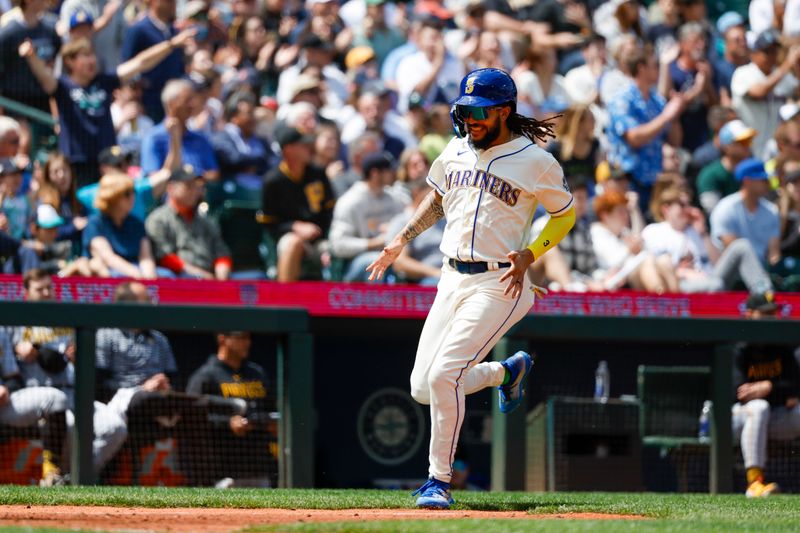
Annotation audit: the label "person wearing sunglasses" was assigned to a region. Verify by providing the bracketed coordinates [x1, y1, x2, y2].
[367, 67, 575, 509]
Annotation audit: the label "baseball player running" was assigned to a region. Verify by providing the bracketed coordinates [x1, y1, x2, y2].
[367, 68, 575, 509]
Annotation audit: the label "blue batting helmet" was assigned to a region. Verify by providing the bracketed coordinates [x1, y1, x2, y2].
[452, 68, 517, 107]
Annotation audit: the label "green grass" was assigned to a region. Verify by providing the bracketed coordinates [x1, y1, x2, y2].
[1, 486, 800, 532]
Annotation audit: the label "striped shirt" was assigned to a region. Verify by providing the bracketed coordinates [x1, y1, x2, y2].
[95, 328, 176, 389]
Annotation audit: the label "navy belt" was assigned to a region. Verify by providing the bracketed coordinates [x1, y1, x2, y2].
[448, 258, 511, 274]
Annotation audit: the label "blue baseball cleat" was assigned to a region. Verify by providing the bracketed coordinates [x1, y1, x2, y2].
[412, 477, 454, 509]
[498, 351, 533, 414]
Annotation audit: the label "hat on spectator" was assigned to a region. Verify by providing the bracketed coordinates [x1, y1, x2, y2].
[36, 204, 65, 229]
[361, 151, 395, 176]
[752, 28, 781, 52]
[288, 74, 322, 102]
[734, 158, 769, 181]
[69, 9, 94, 30]
[746, 291, 778, 312]
[716, 11, 745, 35]
[345, 46, 376, 70]
[274, 122, 315, 148]
[169, 164, 202, 182]
[780, 102, 800, 122]
[300, 33, 334, 52]
[0, 157, 21, 177]
[595, 161, 631, 183]
[718, 120, 757, 146]
[98, 145, 131, 168]
[182, 0, 208, 19]
[362, 79, 390, 97]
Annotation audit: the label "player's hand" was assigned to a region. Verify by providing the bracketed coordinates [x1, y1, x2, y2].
[230, 415, 250, 436]
[366, 236, 405, 281]
[500, 248, 535, 298]
[142, 373, 170, 392]
[292, 221, 322, 242]
[737, 380, 773, 402]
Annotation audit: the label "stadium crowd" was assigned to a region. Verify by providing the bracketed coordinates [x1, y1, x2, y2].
[0, 0, 794, 294]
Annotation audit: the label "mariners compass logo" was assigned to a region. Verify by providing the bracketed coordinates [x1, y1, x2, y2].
[357, 388, 424, 466]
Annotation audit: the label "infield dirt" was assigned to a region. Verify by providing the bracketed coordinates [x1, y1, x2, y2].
[0, 505, 645, 531]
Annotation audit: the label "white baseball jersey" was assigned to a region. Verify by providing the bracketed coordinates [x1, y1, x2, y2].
[427, 135, 573, 262]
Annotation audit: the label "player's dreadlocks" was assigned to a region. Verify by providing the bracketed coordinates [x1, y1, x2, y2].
[507, 110, 561, 144]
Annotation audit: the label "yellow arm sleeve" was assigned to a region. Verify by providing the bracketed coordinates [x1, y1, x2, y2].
[527, 206, 576, 261]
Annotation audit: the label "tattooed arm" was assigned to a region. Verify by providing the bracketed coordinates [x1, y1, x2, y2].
[366, 191, 444, 281]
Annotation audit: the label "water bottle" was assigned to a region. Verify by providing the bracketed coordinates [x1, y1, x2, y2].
[698, 400, 712, 442]
[594, 361, 610, 403]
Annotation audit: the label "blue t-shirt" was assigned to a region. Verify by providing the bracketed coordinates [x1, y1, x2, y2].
[120, 16, 183, 121]
[710, 192, 780, 261]
[54, 73, 120, 164]
[140, 122, 218, 177]
[607, 84, 667, 187]
[82, 213, 146, 263]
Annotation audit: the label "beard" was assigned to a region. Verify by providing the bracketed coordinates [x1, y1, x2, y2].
[469, 118, 503, 150]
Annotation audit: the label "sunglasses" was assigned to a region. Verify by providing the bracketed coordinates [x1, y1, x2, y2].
[455, 105, 497, 120]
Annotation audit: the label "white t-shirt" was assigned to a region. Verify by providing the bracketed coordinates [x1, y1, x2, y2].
[427, 135, 572, 262]
[564, 64, 599, 105]
[749, 0, 800, 38]
[516, 70, 572, 113]
[590, 222, 647, 287]
[395, 51, 464, 113]
[642, 221, 710, 273]
[731, 62, 799, 160]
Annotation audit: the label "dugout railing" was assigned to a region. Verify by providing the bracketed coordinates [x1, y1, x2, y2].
[492, 315, 800, 494]
[0, 301, 312, 488]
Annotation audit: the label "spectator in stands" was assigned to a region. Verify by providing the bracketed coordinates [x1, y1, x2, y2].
[662, 22, 717, 152]
[713, 12, 748, 106]
[0, 323, 68, 487]
[563, 33, 607, 106]
[120, 0, 187, 122]
[513, 45, 572, 121]
[261, 123, 335, 282]
[383, 177, 444, 285]
[591, 190, 679, 293]
[773, 119, 800, 176]
[731, 292, 800, 497]
[607, 46, 686, 206]
[111, 78, 155, 154]
[38, 152, 88, 245]
[779, 167, 800, 258]
[594, 162, 646, 235]
[20, 29, 195, 187]
[82, 172, 159, 278]
[145, 164, 232, 280]
[599, 34, 637, 107]
[211, 91, 275, 191]
[340, 83, 416, 152]
[697, 119, 756, 216]
[330, 151, 404, 282]
[313, 120, 345, 188]
[0, 157, 32, 240]
[96, 281, 215, 485]
[141, 79, 220, 183]
[0, 0, 61, 117]
[59, 0, 127, 70]
[731, 29, 800, 160]
[351, 0, 404, 67]
[710, 158, 781, 266]
[14, 268, 127, 474]
[643, 186, 774, 294]
[392, 148, 429, 205]
[331, 131, 382, 198]
[186, 331, 277, 488]
[277, 33, 348, 110]
[0, 117, 27, 166]
[395, 16, 464, 113]
[547, 105, 603, 183]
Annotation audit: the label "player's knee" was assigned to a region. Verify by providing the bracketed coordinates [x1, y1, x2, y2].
[427, 364, 455, 390]
[43, 387, 69, 414]
[410, 386, 430, 405]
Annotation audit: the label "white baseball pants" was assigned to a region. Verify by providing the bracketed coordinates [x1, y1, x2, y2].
[410, 264, 535, 483]
[732, 399, 800, 468]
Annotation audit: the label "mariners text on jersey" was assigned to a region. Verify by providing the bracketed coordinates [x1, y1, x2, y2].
[444, 168, 521, 207]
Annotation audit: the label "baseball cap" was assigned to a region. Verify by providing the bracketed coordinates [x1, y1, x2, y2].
[595, 161, 631, 183]
[274, 122, 315, 148]
[345, 46, 376, 70]
[169, 164, 202, 182]
[182, 0, 208, 19]
[98, 145, 131, 168]
[361, 151, 395, 176]
[734, 158, 769, 181]
[300, 34, 334, 52]
[0, 157, 21, 177]
[752, 28, 781, 52]
[288, 73, 322, 101]
[716, 11, 745, 35]
[69, 9, 94, 30]
[746, 291, 779, 312]
[36, 204, 65, 229]
[718, 120, 757, 147]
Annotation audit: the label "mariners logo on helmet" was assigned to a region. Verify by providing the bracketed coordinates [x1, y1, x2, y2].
[464, 76, 476, 94]
[453, 68, 517, 108]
